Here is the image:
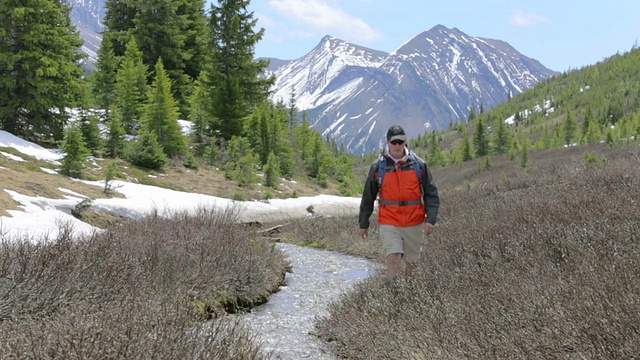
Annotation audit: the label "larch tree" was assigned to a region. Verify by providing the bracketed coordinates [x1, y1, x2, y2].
[205, 0, 274, 140]
[0, 0, 84, 142]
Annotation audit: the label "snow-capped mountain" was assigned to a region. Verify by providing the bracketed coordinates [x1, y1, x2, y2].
[67, 0, 557, 154]
[267, 25, 558, 153]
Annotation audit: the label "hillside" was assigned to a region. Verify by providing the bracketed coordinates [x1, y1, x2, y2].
[400, 46, 640, 168]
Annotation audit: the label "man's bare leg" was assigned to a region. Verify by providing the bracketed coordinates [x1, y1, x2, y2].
[386, 253, 403, 277]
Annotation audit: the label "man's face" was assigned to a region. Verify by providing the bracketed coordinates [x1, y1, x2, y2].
[388, 139, 405, 158]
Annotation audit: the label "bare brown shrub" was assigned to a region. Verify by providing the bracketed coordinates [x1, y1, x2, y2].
[295, 144, 640, 359]
[0, 206, 287, 358]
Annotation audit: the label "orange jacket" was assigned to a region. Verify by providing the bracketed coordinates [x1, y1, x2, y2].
[359, 149, 439, 229]
[377, 159, 425, 226]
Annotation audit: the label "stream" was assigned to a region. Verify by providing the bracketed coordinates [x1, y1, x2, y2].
[240, 242, 380, 359]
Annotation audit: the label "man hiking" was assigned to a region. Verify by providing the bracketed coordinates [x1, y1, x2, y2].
[359, 125, 440, 277]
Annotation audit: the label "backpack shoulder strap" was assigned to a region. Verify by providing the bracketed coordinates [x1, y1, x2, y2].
[377, 155, 387, 187]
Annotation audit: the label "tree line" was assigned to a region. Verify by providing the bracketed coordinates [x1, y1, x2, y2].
[0, 0, 362, 195]
[408, 47, 640, 169]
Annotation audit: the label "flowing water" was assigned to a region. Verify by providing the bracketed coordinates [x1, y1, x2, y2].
[240, 242, 380, 359]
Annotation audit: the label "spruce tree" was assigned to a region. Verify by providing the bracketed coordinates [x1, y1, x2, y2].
[493, 118, 512, 155]
[91, 35, 120, 110]
[103, 0, 137, 57]
[473, 117, 490, 157]
[205, 0, 274, 139]
[461, 127, 474, 162]
[0, 0, 84, 141]
[264, 152, 280, 188]
[115, 37, 148, 134]
[60, 124, 90, 178]
[188, 73, 213, 147]
[79, 114, 102, 156]
[563, 111, 577, 146]
[287, 87, 299, 134]
[133, 0, 188, 112]
[124, 128, 168, 169]
[104, 106, 126, 158]
[141, 59, 186, 158]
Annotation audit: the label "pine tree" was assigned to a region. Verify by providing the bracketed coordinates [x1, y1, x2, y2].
[205, 0, 274, 139]
[60, 124, 90, 178]
[115, 37, 148, 134]
[0, 0, 84, 141]
[141, 59, 186, 158]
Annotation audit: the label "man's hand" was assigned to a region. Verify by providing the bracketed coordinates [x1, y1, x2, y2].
[424, 222, 435, 236]
[359, 228, 368, 239]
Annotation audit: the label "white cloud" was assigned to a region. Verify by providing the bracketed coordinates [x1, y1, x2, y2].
[510, 10, 549, 27]
[268, 0, 382, 43]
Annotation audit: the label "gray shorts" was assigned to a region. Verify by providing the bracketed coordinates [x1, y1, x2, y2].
[379, 224, 425, 262]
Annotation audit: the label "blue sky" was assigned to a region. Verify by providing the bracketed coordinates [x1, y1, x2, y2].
[225, 0, 640, 72]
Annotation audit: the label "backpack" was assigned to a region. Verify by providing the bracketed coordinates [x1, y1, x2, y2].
[377, 150, 423, 189]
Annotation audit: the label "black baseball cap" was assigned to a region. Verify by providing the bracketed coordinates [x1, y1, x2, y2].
[386, 125, 406, 142]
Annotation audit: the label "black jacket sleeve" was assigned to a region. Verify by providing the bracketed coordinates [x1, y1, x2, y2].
[359, 162, 379, 229]
[421, 161, 440, 225]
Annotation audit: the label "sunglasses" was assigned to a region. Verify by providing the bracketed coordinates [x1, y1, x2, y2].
[390, 140, 405, 145]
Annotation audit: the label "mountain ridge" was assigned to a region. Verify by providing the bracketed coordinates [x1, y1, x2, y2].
[67, 0, 558, 153]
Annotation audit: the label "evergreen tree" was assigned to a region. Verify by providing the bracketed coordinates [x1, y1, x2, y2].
[295, 114, 313, 167]
[124, 128, 168, 169]
[103, 0, 137, 57]
[0, 0, 84, 141]
[104, 106, 126, 158]
[563, 111, 578, 146]
[133, 0, 189, 114]
[115, 37, 148, 134]
[493, 118, 512, 154]
[287, 87, 298, 134]
[427, 131, 448, 167]
[91, 34, 120, 110]
[177, 0, 207, 82]
[60, 124, 90, 178]
[467, 106, 477, 122]
[461, 127, 474, 161]
[521, 138, 530, 168]
[188, 73, 213, 147]
[306, 133, 332, 182]
[473, 117, 490, 157]
[205, 0, 274, 139]
[79, 113, 102, 156]
[141, 59, 186, 158]
[585, 117, 603, 144]
[263, 152, 280, 188]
